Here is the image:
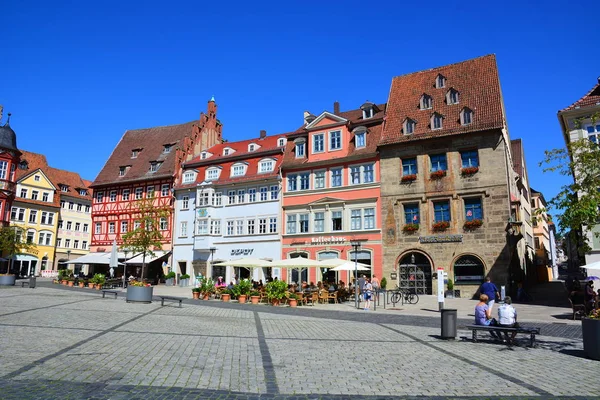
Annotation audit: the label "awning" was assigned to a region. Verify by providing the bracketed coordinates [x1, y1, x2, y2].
[125, 251, 170, 265]
[66, 253, 124, 265]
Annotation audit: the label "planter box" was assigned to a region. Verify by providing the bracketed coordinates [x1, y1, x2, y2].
[0, 275, 16, 286]
[126, 286, 154, 304]
[582, 318, 600, 361]
[165, 278, 174, 286]
[179, 279, 189, 287]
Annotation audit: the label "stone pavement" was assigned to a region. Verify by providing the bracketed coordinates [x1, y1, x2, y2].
[0, 283, 598, 400]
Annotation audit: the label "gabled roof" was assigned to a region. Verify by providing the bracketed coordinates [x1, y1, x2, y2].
[305, 112, 348, 129]
[185, 134, 288, 165]
[559, 79, 600, 113]
[380, 54, 505, 146]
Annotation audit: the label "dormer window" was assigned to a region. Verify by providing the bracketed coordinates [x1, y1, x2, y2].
[131, 149, 141, 158]
[447, 89, 459, 105]
[206, 168, 220, 181]
[119, 166, 127, 176]
[420, 94, 432, 110]
[60, 185, 69, 193]
[231, 163, 246, 177]
[353, 127, 367, 148]
[362, 108, 374, 119]
[79, 189, 87, 196]
[163, 144, 172, 153]
[431, 113, 444, 130]
[360, 101, 378, 119]
[294, 138, 306, 158]
[278, 138, 287, 147]
[436, 74, 446, 88]
[248, 143, 260, 152]
[223, 147, 234, 156]
[150, 162, 162, 172]
[259, 159, 275, 173]
[18, 160, 28, 170]
[201, 152, 207, 160]
[404, 119, 416, 135]
[249, 144, 255, 151]
[183, 171, 196, 183]
[461, 108, 473, 125]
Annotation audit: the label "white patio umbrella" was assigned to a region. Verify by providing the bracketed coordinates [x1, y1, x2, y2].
[213, 257, 272, 281]
[317, 258, 353, 267]
[109, 240, 118, 279]
[331, 261, 371, 271]
[269, 257, 320, 284]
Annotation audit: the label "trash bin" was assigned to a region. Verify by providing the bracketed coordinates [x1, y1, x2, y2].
[29, 276, 36, 289]
[440, 308, 457, 339]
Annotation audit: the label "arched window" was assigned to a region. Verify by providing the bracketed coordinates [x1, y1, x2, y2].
[453, 255, 485, 285]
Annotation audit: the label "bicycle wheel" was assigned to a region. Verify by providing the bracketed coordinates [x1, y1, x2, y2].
[406, 293, 419, 304]
[390, 291, 401, 304]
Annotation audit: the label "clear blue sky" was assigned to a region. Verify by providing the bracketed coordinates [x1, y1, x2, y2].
[2, 1, 599, 217]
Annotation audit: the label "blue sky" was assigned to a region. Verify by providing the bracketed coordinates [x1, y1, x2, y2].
[2, 1, 599, 217]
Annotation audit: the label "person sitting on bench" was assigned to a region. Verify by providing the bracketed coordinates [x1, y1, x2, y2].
[498, 296, 519, 344]
[475, 294, 500, 339]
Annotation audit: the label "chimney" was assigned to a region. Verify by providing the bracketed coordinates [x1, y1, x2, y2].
[260, 129, 267, 139]
[333, 101, 340, 115]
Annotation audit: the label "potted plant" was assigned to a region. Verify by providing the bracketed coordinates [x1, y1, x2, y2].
[432, 221, 450, 232]
[464, 219, 483, 230]
[402, 223, 419, 233]
[165, 271, 176, 286]
[192, 287, 201, 300]
[126, 280, 153, 303]
[179, 274, 190, 287]
[286, 292, 298, 308]
[265, 280, 288, 306]
[0, 226, 37, 286]
[460, 166, 479, 176]
[445, 278, 455, 298]
[221, 288, 232, 302]
[199, 277, 215, 300]
[78, 280, 85, 288]
[92, 273, 106, 290]
[582, 308, 600, 360]
[430, 170, 447, 180]
[88, 280, 95, 288]
[401, 174, 417, 183]
[250, 290, 261, 304]
[380, 277, 388, 290]
[234, 279, 252, 304]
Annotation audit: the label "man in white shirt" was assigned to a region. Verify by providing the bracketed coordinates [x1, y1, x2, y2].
[497, 296, 518, 343]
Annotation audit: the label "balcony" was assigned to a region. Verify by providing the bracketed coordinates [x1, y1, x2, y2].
[0, 179, 16, 193]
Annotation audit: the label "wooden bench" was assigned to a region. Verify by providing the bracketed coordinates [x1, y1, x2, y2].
[158, 295, 184, 308]
[101, 290, 119, 299]
[466, 325, 540, 347]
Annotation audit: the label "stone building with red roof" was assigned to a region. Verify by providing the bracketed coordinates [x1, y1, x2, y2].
[379, 55, 527, 298]
[280, 101, 384, 285]
[89, 98, 222, 279]
[172, 130, 287, 284]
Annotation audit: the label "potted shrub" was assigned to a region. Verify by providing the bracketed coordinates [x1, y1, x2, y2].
[464, 219, 483, 230]
[401, 174, 417, 183]
[221, 288, 232, 302]
[432, 221, 450, 232]
[234, 279, 252, 304]
[67, 277, 75, 287]
[91, 273, 105, 290]
[265, 280, 287, 306]
[88, 281, 95, 289]
[286, 292, 298, 308]
[192, 287, 201, 300]
[582, 308, 600, 360]
[445, 278, 455, 298]
[380, 277, 388, 290]
[250, 290, 261, 304]
[199, 277, 215, 300]
[179, 274, 190, 287]
[460, 166, 479, 176]
[402, 223, 419, 233]
[165, 271, 176, 286]
[126, 280, 153, 303]
[430, 170, 447, 180]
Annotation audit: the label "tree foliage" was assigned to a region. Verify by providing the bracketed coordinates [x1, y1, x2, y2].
[0, 226, 38, 274]
[120, 195, 170, 280]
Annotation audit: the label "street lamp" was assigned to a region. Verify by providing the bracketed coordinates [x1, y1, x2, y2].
[122, 249, 129, 289]
[351, 240, 361, 309]
[209, 247, 216, 280]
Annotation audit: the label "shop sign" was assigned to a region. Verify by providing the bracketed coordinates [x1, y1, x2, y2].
[230, 249, 254, 256]
[311, 236, 347, 244]
[419, 235, 463, 244]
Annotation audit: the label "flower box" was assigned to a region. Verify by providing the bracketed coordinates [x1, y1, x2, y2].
[432, 221, 450, 231]
[402, 223, 419, 233]
[461, 166, 479, 176]
[429, 170, 447, 180]
[401, 174, 417, 183]
[0, 274, 16, 286]
[463, 219, 483, 230]
[126, 285, 154, 304]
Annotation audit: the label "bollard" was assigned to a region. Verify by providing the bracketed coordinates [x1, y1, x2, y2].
[440, 308, 457, 339]
[29, 275, 36, 289]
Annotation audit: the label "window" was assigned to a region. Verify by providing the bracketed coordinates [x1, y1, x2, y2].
[461, 151, 479, 168]
[232, 164, 245, 176]
[534, 237, 540, 249]
[134, 221, 141, 230]
[20, 188, 27, 198]
[34, 175, 40, 182]
[110, 191, 117, 202]
[121, 221, 128, 233]
[329, 130, 342, 150]
[269, 217, 277, 233]
[82, 241, 88, 250]
[278, 138, 286, 147]
[299, 214, 309, 233]
[83, 224, 89, 233]
[160, 217, 168, 230]
[237, 189, 245, 203]
[122, 189, 130, 201]
[58, 220, 63, 229]
[314, 171, 325, 189]
[210, 220, 221, 235]
[259, 218, 267, 234]
[313, 133, 324, 153]
[11, 207, 25, 221]
[61, 200, 66, 208]
[314, 212, 324, 232]
[420, 94, 432, 109]
[351, 209, 362, 230]
[288, 174, 297, 191]
[39, 232, 52, 246]
[364, 208, 375, 229]
[75, 222, 80, 231]
[135, 188, 143, 199]
[236, 219, 244, 235]
[132, 149, 139, 158]
[260, 187, 268, 201]
[213, 192, 222, 206]
[362, 108, 374, 119]
[287, 214, 297, 234]
[64, 239, 71, 248]
[249, 144, 256, 152]
[247, 219, 255, 235]
[404, 119, 416, 135]
[31, 190, 38, 200]
[404, 203, 420, 224]
[299, 173, 310, 190]
[108, 222, 115, 233]
[260, 160, 274, 173]
[586, 123, 600, 144]
[66, 221, 72, 230]
[42, 192, 49, 202]
[331, 168, 342, 187]
[146, 186, 155, 198]
[447, 89, 459, 104]
[350, 166, 361, 185]
[228, 190, 236, 205]
[402, 158, 417, 176]
[73, 240, 79, 249]
[270, 185, 278, 200]
[41, 211, 54, 225]
[363, 164, 374, 183]
[60, 185, 69, 193]
[295, 142, 305, 157]
[68, 201, 74, 210]
[181, 195, 189, 209]
[248, 188, 256, 202]
[197, 191, 209, 207]
[119, 166, 126, 176]
[434, 200, 451, 222]
[464, 198, 483, 220]
[201, 152, 207, 159]
[95, 223, 101, 234]
[0, 161, 6, 180]
[85, 205, 90, 213]
[355, 132, 366, 148]
[432, 113, 443, 130]
[461, 108, 473, 125]
[27, 230, 35, 244]
[79, 189, 86, 196]
[223, 148, 230, 156]
[161, 184, 170, 197]
[163, 144, 172, 153]
[149, 162, 161, 172]
[436, 74, 446, 88]
[430, 154, 447, 172]
[331, 211, 343, 231]
[197, 220, 208, 234]
[184, 171, 196, 183]
[55, 238, 60, 247]
[29, 210, 37, 223]
[76, 203, 82, 212]
[205, 168, 218, 181]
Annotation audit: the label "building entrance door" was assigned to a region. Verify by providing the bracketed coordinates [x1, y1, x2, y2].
[398, 253, 432, 295]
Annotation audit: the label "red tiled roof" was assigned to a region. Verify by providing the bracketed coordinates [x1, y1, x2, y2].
[380, 54, 505, 146]
[186, 133, 288, 165]
[92, 120, 199, 187]
[559, 80, 600, 112]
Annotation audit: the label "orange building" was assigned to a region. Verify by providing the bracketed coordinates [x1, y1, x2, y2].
[280, 102, 384, 285]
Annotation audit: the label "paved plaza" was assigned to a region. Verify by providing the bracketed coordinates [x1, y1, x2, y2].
[0, 282, 598, 400]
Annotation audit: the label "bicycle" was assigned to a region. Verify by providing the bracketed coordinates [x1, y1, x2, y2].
[390, 286, 419, 305]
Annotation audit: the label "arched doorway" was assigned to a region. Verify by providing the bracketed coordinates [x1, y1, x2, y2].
[453, 255, 485, 285]
[317, 251, 339, 283]
[398, 252, 433, 295]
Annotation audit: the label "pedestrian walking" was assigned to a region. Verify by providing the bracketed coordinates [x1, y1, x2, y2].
[479, 276, 500, 312]
[363, 278, 373, 310]
[358, 274, 366, 300]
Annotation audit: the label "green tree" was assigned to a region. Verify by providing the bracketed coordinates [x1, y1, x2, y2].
[0, 226, 37, 275]
[120, 195, 170, 280]
[540, 111, 600, 256]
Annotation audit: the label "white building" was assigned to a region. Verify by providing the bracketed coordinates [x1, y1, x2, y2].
[172, 131, 287, 285]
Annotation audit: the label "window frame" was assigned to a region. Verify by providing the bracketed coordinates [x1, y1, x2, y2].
[329, 130, 342, 151]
